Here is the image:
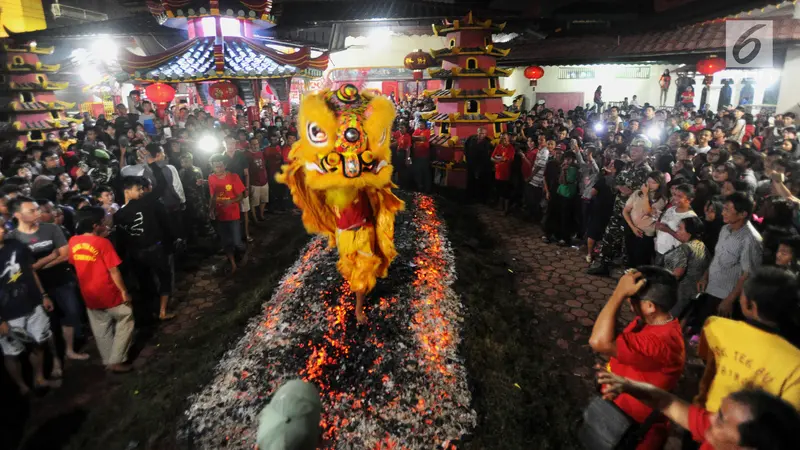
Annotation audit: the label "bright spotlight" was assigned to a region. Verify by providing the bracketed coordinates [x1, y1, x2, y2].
[91, 37, 118, 62]
[79, 66, 102, 85]
[593, 122, 604, 132]
[198, 134, 220, 154]
[646, 126, 661, 140]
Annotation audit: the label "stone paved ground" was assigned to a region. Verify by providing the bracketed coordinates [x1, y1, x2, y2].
[474, 204, 691, 449]
[15, 214, 305, 448]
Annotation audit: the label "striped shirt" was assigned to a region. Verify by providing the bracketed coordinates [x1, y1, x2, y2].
[528, 147, 549, 187]
[706, 222, 763, 299]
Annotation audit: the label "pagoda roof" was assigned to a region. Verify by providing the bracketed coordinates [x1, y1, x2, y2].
[3, 117, 78, 133]
[424, 87, 515, 99]
[422, 111, 520, 123]
[146, 1, 276, 30]
[430, 45, 510, 59]
[2, 42, 55, 55]
[2, 62, 61, 74]
[119, 36, 328, 82]
[5, 81, 69, 91]
[428, 66, 513, 78]
[0, 99, 74, 113]
[433, 11, 506, 36]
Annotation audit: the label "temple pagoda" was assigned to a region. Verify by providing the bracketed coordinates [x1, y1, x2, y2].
[119, 1, 328, 109]
[0, 42, 76, 149]
[423, 11, 517, 160]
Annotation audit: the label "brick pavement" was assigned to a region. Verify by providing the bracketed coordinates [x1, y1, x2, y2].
[474, 206, 633, 378]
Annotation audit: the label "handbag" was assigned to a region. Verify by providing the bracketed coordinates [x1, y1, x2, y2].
[578, 396, 661, 450]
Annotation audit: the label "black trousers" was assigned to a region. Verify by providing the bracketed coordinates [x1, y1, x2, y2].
[412, 157, 432, 193]
[524, 184, 544, 221]
[545, 194, 577, 241]
[624, 228, 655, 268]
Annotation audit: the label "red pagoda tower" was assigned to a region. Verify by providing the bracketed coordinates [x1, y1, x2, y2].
[423, 12, 517, 163]
[1, 42, 76, 149]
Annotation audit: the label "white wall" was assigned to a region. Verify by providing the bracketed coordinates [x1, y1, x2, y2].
[501, 64, 782, 112]
[328, 34, 447, 69]
[778, 45, 800, 114]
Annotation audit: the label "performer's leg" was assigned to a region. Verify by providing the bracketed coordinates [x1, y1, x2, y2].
[355, 290, 367, 324]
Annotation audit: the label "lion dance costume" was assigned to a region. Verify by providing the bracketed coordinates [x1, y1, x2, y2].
[276, 84, 404, 315]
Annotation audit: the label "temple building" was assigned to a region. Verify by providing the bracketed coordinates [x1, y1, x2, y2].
[0, 42, 75, 149]
[423, 12, 518, 162]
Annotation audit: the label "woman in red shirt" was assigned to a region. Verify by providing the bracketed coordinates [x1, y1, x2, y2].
[491, 133, 516, 214]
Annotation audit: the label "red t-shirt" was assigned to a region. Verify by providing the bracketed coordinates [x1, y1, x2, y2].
[396, 133, 411, 152]
[280, 145, 292, 163]
[412, 129, 431, 158]
[687, 124, 705, 133]
[491, 144, 516, 181]
[264, 146, 284, 179]
[522, 148, 538, 179]
[68, 235, 123, 310]
[608, 319, 685, 449]
[209, 172, 245, 221]
[688, 405, 714, 450]
[245, 150, 268, 186]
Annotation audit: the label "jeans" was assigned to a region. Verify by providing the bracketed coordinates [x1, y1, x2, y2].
[216, 219, 245, 255]
[48, 281, 84, 328]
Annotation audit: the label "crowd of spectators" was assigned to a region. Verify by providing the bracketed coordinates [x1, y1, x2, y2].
[450, 98, 800, 449]
[0, 101, 297, 393]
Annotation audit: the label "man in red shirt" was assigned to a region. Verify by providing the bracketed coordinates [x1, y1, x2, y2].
[411, 121, 432, 193]
[69, 207, 134, 373]
[392, 123, 412, 188]
[589, 267, 686, 450]
[596, 370, 800, 450]
[263, 134, 287, 211]
[208, 154, 247, 273]
[491, 133, 516, 214]
[245, 136, 269, 222]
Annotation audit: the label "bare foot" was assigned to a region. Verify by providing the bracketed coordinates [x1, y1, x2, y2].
[66, 351, 90, 361]
[17, 384, 31, 396]
[51, 362, 63, 379]
[356, 310, 368, 324]
[34, 378, 60, 390]
[230, 264, 238, 275]
[239, 251, 249, 267]
[159, 312, 176, 321]
[106, 363, 133, 373]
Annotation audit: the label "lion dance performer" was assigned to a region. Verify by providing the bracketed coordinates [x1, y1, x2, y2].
[276, 84, 404, 323]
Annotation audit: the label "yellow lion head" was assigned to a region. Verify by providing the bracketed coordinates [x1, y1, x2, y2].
[287, 84, 396, 191]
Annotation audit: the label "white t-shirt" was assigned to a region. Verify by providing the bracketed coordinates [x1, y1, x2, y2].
[655, 206, 697, 255]
[732, 118, 746, 144]
[694, 145, 711, 154]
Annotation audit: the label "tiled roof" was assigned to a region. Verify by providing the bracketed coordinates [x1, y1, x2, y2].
[120, 36, 326, 82]
[505, 17, 800, 65]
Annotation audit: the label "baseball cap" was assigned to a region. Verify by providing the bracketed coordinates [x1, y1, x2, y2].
[256, 380, 321, 450]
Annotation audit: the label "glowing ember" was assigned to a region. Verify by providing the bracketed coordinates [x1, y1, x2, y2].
[184, 193, 475, 449]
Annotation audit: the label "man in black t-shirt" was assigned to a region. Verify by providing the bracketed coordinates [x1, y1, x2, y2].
[115, 159, 176, 323]
[0, 215, 59, 395]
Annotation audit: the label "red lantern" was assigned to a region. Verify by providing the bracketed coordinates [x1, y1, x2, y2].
[524, 65, 545, 90]
[209, 81, 238, 101]
[144, 83, 175, 104]
[403, 50, 434, 71]
[412, 71, 423, 81]
[696, 57, 726, 85]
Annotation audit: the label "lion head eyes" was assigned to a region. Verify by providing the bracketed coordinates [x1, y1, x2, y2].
[307, 122, 328, 147]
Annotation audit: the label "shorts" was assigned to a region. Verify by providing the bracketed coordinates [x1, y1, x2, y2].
[250, 184, 269, 206]
[240, 196, 251, 213]
[0, 306, 52, 356]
